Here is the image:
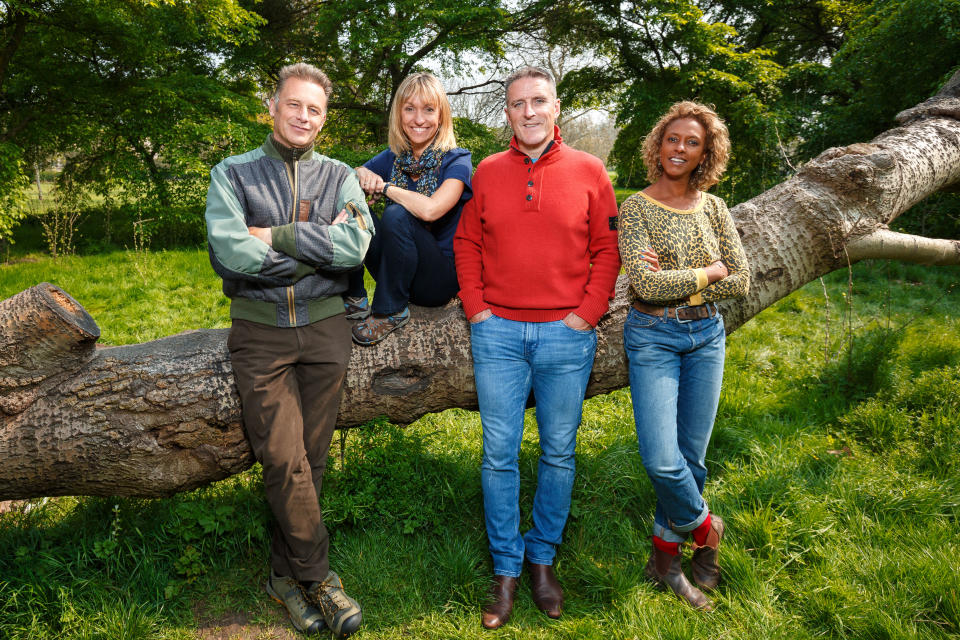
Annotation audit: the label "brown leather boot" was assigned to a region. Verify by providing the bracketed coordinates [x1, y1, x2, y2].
[481, 575, 517, 630]
[645, 546, 713, 611]
[528, 562, 563, 618]
[690, 515, 724, 591]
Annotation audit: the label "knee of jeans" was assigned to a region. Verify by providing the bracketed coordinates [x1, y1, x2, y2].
[381, 204, 415, 233]
[481, 447, 519, 472]
[539, 446, 575, 471]
[641, 454, 686, 483]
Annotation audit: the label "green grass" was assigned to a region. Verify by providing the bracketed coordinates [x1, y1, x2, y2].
[0, 249, 229, 344]
[1, 255, 959, 639]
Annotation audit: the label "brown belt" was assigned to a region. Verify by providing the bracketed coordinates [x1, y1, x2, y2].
[632, 300, 718, 322]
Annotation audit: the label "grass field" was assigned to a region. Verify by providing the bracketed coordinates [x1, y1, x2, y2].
[0, 250, 958, 639]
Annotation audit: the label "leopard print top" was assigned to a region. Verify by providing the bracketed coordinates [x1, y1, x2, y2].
[618, 190, 750, 306]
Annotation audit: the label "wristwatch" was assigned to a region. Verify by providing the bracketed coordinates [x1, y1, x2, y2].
[381, 181, 393, 197]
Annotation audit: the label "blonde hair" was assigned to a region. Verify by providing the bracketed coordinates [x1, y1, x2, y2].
[642, 101, 730, 191]
[388, 73, 457, 155]
[274, 62, 332, 99]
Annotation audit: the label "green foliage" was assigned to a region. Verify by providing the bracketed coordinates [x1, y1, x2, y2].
[801, 0, 960, 156]
[323, 420, 480, 536]
[453, 117, 505, 166]
[893, 193, 960, 243]
[230, 0, 517, 146]
[0, 142, 28, 244]
[555, 0, 816, 199]
[1, 0, 267, 244]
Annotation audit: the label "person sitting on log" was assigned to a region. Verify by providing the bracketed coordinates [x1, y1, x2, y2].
[345, 72, 473, 345]
[205, 62, 372, 639]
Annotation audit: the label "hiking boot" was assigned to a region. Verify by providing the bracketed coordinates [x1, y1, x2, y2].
[351, 307, 410, 346]
[265, 571, 327, 635]
[344, 296, 371, 320]
[307, 570, 362, 639]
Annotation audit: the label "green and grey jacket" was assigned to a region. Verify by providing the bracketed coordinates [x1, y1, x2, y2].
[205, 135, 374, 328]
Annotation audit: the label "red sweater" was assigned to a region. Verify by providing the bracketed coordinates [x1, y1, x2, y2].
[454, 130, 621, 326]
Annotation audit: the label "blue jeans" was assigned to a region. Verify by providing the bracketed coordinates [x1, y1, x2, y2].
[470, 314, 597, 577]
[623, 306, 725, 543]
[346, 203, 459, 315]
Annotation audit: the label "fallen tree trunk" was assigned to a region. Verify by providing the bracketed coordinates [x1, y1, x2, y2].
[1, 73, 959, 500]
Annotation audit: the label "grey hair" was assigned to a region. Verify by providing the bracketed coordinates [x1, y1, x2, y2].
[504, 66, 555, 102]
[274, 63, 333, 99]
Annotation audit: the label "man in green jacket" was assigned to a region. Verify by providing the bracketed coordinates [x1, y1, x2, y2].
[205, 62, 373, 639]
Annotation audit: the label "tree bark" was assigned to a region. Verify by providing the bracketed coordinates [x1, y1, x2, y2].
[1, 73, 959, 500]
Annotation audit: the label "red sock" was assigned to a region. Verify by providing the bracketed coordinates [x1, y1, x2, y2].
[652, 535, 680, 556]
[692, 513, 713, 546]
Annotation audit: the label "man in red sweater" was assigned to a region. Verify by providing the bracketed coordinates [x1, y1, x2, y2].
[453, 66, 621, 629]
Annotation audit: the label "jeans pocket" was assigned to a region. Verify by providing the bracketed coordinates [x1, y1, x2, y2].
[560, 319, 595, 334]
[625, 307, 659, 329]
[469, 312, 496, 329]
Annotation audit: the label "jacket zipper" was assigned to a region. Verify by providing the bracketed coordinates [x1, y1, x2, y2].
[286, 158, 299, 326]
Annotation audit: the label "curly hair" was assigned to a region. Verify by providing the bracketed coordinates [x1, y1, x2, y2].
[642, 101, 730, 191]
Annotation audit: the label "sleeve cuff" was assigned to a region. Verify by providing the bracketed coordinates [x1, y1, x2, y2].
[458, 289, 487, 319]
[694, 268, 709, 291]
[292, 261, 314, 280]
[575, 297, 610, 327]
[272, 223, 298, 258]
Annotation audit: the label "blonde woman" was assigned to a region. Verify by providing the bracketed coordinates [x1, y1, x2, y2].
[346, 72, 472, 344]
[619, 101, 749, 610]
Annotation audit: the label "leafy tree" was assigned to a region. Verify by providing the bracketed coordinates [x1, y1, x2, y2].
[453, 117, 506, 166]
[801, 0, 960, 154]
[1, 0, 266, 245]
[802, 0, 960, 240]
[547, 0, 794, 198]
[229, 0, 540, 146]
[0, 141, 26, 244]
[540, 0, 890, 201]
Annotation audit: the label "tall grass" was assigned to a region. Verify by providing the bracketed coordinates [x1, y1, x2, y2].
[0, 254, 958, 639]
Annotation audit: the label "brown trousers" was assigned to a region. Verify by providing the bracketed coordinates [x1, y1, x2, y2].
[228, 315, 351, 582]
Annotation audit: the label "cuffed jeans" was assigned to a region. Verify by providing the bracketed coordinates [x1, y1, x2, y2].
[346, 203, 459, 315]
[623, 306, 725, 543]
[470, 314, 597, 577]
[228, 315, 351, 582]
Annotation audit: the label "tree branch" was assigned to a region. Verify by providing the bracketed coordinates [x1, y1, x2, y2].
[447, 79, 503, 96]
[846, 228, 960, 266]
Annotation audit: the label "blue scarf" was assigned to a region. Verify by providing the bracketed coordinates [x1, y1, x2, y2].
[390, 146, 444, 196]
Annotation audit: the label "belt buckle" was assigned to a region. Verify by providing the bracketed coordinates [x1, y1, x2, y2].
[674, 304, 693, 323]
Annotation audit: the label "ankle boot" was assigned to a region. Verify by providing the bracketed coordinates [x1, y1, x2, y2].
[690, 515, 724, 591]
[645, 546, 713, 611]
[481, 575, 517, 629]
[527, 562, 563, 618]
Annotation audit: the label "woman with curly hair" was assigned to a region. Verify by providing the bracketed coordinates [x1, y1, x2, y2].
[345, 72, 472, 345]
[618, 101, 750, 610]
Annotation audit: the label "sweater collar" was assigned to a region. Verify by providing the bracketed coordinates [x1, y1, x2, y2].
[509, 125, 563, 162]
[263, 133, 314, 163]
